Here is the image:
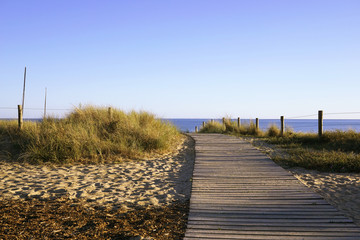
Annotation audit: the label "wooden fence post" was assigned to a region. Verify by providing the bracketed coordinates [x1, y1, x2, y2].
[108, 107, 113, 119]
[18, 105, 23, 130]
[195, 126, 198, 133]
[280, 116, 284, 136]
[255, 118, 259, 131]
[237, 117, 240, 128]
[318, 110, 323, 137]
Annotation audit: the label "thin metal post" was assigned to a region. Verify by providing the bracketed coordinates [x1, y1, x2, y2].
[22, 67, 26, 114]
[44, 87, 47, 118]
[280, 116, 284, 136]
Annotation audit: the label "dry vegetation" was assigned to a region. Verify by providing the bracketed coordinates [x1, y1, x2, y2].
[0, 198, 189, 239]
[0, 106, 182, 164]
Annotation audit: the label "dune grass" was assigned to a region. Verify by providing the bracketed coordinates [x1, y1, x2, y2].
[0, 106, 182, 165]
[200, 118, 360, 172]
[199, 119, 261, 136]
[266, 130, 360, 172]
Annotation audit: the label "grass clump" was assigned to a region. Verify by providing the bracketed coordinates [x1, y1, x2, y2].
[199, 121, 224, 133]
[199, 118, 263, 136]
[0, 106, 182, 164]
[273, 148, 360, 173]
[266, 124, 281, 137]
[267, 130, 360, 154]
[266, 130, 360, 173]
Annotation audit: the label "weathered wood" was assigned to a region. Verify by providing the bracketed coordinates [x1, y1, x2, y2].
[189, 213, 348, 220]
[187, 224, 360, 232]
[256, 118, 259, 131]
[17, 105, 23, 130]
[108, 107, 113, 119]
[184, 233, 359, 240]
[189, 209, 342, 215]
[186, 228, 360, 237]
[185, 235, 359, 240]
[237, 117, 240, 128]
[280, 116, 284, 136]
[185, 133, 360, 239]
[319, 110, 323, 137]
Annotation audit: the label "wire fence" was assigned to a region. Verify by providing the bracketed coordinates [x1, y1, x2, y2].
[0, 106, 73, 119]
[3, 107, 360, 133]
[186, 112, 360, 133]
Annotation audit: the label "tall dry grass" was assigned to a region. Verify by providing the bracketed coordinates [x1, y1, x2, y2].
[199, 118, 262, 136]
[0, 106, 182, 164]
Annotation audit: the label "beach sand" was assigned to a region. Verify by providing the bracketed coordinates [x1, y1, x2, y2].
[247, 137, 360, 226]
[0, 136, 195, 212]
[290, 168, 360, 226]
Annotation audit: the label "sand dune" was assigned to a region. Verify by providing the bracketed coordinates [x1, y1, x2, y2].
[0, 136, 195, 211]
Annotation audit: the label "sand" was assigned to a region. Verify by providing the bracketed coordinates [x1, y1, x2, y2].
[246, 136, 360, 226]
[0, 136, 195, 211]
[290, 168, 360, 226]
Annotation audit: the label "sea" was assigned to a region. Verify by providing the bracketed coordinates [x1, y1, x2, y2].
[165, 119, 360, 133]
[3, 118, 360, 133]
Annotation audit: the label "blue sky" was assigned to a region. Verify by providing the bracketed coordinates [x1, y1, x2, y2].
[1, 0, 360, 119]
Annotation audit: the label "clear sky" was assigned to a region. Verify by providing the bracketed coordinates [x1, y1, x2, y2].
[1, 0, 360, 119]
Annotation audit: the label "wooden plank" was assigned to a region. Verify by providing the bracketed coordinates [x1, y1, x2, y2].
[189, 209, 343, 215]
[185, 134, 360, 239]
[188, 214, 352, 223]
[189, 204, 338, 209]
[186, 229, 360, 237]
[189, 199, 329, 205]
[187, 221, 356, 228]
[190, 195, 323, 199]
[187, 224, 360, 232]
[184, 234, 360, 240]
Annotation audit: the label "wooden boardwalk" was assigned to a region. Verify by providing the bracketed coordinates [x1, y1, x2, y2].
[184, 133, 360, 240]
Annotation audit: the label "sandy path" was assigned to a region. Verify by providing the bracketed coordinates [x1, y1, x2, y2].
[0, 136, 195, 211]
